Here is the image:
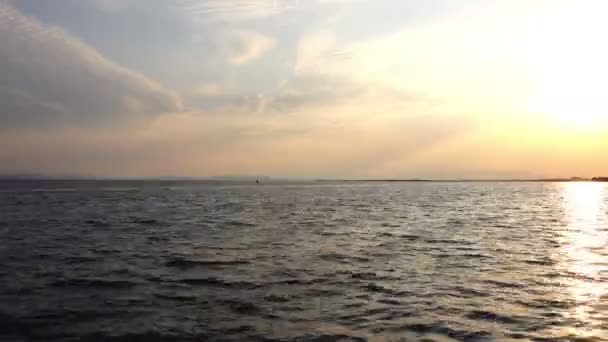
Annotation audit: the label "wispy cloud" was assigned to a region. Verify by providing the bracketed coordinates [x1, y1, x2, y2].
[0, 1, 182, 127]
[173, 0, 301, 21]
[87, 0, 144, 12]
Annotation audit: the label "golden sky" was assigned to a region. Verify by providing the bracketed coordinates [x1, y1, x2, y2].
[1, 0, 607, 178]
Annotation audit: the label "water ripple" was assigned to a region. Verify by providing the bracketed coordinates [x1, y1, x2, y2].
[0, 180, 607, 341]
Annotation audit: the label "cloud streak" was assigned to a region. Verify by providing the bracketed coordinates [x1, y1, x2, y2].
[0, 1, 182, 127]
[173, 0, 301, 22]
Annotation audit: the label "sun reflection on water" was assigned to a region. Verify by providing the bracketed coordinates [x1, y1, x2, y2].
[560, 182, 607, 338]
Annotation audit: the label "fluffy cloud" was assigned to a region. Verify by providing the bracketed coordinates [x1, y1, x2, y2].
[0, 1, 183, 127]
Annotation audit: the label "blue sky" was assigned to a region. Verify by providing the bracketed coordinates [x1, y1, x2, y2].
[1, 0, 607, 178]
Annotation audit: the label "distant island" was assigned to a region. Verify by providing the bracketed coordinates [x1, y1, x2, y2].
[592, 177, 608, 182]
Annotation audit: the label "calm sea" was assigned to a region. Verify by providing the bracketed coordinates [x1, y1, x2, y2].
[1, 181, 607, 341]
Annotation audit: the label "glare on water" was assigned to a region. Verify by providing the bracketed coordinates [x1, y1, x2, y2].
[560, 182, 608, 338]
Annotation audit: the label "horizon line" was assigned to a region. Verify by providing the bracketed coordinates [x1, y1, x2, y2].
[1, 175, 606, 183]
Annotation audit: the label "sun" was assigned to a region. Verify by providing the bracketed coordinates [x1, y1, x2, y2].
[532, 72, 607, 127]
[522, 2, 608, 128]
[529, 49, 608, 127]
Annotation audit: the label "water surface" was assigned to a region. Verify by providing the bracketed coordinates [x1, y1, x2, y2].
[0, 181, 607, 341]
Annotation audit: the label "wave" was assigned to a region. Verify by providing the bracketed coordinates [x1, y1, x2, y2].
[80, 331, 200, 342]
[362, 283, 396, 295]
[225, 220, 257, 227]
[153, 292, 198, 302]
[50, 278, 139, 289]
[524, 258, 555, 266]
[319, 253, 370, 263]
[165, 258, 250, 269]
[263, 294, 291, 303]
[219, 299, 262, 315]
[131, 218, 159, 225]
[482, 279, 526, 289]
[84, 219, 111, 228]
[465, 309, 524, 324]
[176, 277, 261, 289]
[292, 333, 367, 342]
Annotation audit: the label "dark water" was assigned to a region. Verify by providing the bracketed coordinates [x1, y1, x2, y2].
[1, 181, 607, 341]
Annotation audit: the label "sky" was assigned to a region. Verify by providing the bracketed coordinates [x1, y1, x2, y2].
[1, 0, 607, 179]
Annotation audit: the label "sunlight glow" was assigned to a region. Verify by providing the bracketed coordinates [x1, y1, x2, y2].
[561, 182, 607, 337]
[524, 2, 608, 128]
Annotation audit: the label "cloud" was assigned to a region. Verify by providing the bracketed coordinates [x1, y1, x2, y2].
[272, 74, 362, 111]
[88, 0, 144, 12]
[173, 0, 301, 22]
[188, 72, 423, 117]
[294, 30, 338, 74]
[0, 104, 475, 178]
[194, 83, 222, 96]
[0, 1, 183, 127]
[222, 30, 275, 65]
[290, 2, 573, 117]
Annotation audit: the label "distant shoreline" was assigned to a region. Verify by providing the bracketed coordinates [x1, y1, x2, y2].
[316, 179, 606, 183]
[1, 177, 606, 183]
